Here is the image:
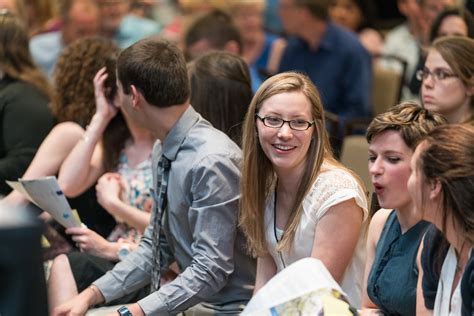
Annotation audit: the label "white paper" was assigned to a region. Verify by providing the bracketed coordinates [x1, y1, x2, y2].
[6, 176, 80, 228]
[242, 258, 346, 315]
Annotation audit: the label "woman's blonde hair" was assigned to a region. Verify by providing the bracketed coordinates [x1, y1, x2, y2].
[239, 72, 354, 256]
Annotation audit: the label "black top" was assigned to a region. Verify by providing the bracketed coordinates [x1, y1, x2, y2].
[0, 76, 54, 195]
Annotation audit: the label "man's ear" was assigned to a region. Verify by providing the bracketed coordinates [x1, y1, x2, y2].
[130, 85, 141, 109]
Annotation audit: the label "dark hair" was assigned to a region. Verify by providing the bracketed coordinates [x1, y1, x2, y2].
[294, 0, 330, 21]
[366, 102, 447, 150]
[184, 9, 242, 60]
[429, 7, 474, 43]
[102, 58, 130, 172]
[188, 51, 253, 146]
[117, 38, 189, 108]
[0, 12, 53, 100]
[418, 124, 474, 243]
[51, 37, 119, 127]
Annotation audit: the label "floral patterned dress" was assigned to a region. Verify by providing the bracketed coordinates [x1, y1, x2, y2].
[107, 152, 153, 243]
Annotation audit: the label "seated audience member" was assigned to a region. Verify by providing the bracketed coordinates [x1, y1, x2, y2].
[96, 0, 161, 49]
[52, 38, 255, 316]
[277, 0, 372, 126]
[239, 72, 368, 308]
[361, 102, 446, 315]
[418, 36, 474, 124]
[183, 9, 264, 92]
[188, 51, 253, 146]
[229, 0, 287, 85]
[329, 0, 384, 56]
[29, 0, 100, 78]
[2, 37, 119, 239]
[382, 0, 456, 101]
[25, 0, 61, 37]
[409, 124, 474, 315]
[429, 7, 474, 41]
[0, 12, 54, 196]
[414, 35, 474, 313]
[184, 9, 241, 61]
[409, 7, 474, 97]
[48, 67, 154, 310]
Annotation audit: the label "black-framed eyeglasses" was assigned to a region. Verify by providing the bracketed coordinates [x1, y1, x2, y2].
[255, 114, 315, 131]
[416, 68, 458, 82]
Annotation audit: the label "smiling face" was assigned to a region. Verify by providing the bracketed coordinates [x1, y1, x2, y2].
[256, 91, 314, 178]
[421, 49, 472, 123]
[368, 130, 414, 211]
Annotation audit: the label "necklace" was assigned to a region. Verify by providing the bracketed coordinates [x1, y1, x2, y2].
[273, 188, 287, 268]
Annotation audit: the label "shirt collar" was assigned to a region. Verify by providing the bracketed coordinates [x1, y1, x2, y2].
[161, 105, 199, 162]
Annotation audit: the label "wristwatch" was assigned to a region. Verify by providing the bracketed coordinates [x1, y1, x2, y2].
[117, 306, 132, 316]
[117, 243, 130, 261]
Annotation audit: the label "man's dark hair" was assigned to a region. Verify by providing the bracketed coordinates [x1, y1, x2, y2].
[294, 0, 330, 21]
[184, 9, 242, 60]
[117, 38, 190, 107]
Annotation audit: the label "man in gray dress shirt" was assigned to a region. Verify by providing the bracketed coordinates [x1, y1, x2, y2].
[53, 39, 255, 315]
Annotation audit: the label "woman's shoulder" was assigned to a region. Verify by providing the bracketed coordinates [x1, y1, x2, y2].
[314, 164, 362, 191]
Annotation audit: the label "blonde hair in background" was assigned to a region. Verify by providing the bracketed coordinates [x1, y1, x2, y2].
[0, 12, 52, 99]
[239, 71, 365, 256]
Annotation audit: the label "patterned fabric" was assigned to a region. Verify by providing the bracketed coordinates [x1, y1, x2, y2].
[264, 162, 368, 308]
[107, 153, 153, 243]
[150, 155, 171, 292]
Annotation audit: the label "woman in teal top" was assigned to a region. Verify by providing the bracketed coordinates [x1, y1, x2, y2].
[361, 102, 446, 315]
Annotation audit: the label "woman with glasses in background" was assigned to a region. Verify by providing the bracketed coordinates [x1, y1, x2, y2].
[414, 35, 474, 314]
[417, 36, 474, 124]
[239, 72, 368, 308]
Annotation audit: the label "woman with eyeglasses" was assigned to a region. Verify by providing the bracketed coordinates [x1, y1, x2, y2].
[239, 72, 368, 308]
[418, 36, 474, 124]
[414, 35, 474, 315]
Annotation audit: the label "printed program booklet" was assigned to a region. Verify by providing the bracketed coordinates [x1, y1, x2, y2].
[6, 176, 81, 228]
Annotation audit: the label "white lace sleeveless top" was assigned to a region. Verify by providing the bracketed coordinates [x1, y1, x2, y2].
[264, 164, 368, 308]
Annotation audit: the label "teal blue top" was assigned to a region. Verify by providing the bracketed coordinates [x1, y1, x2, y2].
[367, 210, 429, 315]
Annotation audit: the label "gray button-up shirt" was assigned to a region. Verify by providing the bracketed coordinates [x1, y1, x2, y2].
[94, 106, 256, 315]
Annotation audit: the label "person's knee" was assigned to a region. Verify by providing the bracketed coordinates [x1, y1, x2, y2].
[51, 254, 71, 275]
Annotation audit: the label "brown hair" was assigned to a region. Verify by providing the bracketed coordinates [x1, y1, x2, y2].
[367, 101, 447, 150]
[184, 9, 242, 60]
[50, 37, 118, 127]
[188, 51, 252, 146]
[294, 0, 330, 21]
[0, 12, 53, 100]
[417, 124, 474, 244]
[432, 36, 474, 112]
[239, 71, 359, 256]
[117, 38, 190, 108]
